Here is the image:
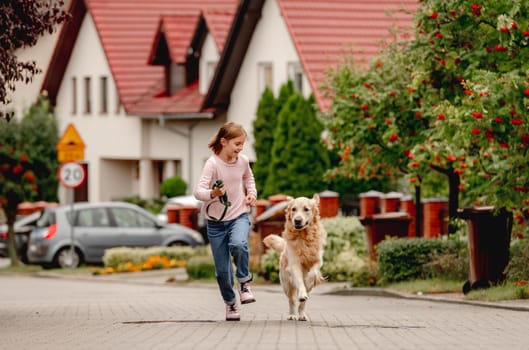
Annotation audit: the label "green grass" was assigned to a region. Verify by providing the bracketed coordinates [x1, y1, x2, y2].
[385, 278, 464, 294]
[465, 283, 529, 302]
[384, 278, 529, 302]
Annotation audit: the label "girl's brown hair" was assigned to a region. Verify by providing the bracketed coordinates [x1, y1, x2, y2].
[208, 122, 247, 155]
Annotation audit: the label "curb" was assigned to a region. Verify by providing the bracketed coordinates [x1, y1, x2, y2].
[326, 286, 529, 313]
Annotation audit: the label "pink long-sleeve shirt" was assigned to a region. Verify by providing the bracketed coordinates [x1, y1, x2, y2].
[193, 154, 257, 221]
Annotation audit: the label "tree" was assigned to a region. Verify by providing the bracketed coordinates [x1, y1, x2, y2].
[0, 119, 38, 266]
[263, 93, 329, 198]
[406, 0, 529, 226]
[20, 93, 59, 202]
[252, 87, 277, 195]
[0, 93, 59, 266]
[323, 43, 431, 234]
[0, 0, 69, 121]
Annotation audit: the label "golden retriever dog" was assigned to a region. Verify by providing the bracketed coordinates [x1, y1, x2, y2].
[263, 194, 327, 321]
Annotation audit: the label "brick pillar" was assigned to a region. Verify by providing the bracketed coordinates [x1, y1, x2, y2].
[359, 190, 383, 217]
[381, 192, 402, 213]
[422, 198, 448, 238]
[400, 195, 416, 237]
[178, 205, 198, 230]
[318, 190, 339, 218]
[166, 205, 180, 224]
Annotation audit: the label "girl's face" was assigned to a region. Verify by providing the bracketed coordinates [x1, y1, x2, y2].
[220, 134, 246, 161]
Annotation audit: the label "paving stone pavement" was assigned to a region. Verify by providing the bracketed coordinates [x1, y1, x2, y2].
[0, 272, 528, 350]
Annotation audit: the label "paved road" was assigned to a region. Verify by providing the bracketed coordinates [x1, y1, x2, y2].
[0, 275, 528, 350]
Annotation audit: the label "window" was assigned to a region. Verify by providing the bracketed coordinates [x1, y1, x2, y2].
[111, 208, 155, 228]
[287, 62, 304, 94]
[258, 62, 273, 94]
[71, 77, 77, 115]
[76, 208, 110, 227]
[100, 76, 108, 114]
[84, 77, 91, 114]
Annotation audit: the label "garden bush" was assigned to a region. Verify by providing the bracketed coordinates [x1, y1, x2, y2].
[160, 176, 187, 198]
[186, 256, 216, 281]
[102, 246, 202, 269]
[505, 238, 529, 283]
[377, 237, 467, 284]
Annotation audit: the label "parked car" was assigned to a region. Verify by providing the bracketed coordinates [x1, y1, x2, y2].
[27, 201, 205, 269]
[0, 211, 42, 263]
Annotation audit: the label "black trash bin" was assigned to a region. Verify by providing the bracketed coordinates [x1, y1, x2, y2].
[359, 212, 411, 261]
[458, 206, 513, 294]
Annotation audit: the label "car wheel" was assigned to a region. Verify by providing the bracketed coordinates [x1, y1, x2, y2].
[54, 247, 82, 268]
[168, 241, 188, 247]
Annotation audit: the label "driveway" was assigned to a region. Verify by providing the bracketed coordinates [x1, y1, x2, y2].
[0, 274, 528, 349]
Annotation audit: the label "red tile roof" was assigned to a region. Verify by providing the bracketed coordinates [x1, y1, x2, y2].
[85, 0, 238, 115]
[155, 15, 200, 64]
[203, 8, 236, 52]
[277, 0, 418, 111]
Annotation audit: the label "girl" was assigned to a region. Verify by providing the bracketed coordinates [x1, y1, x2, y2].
[193, 122, 257, 321]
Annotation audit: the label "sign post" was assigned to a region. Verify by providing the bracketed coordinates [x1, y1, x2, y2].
[56, 123, 86, 268]
[58, 162, 86, 268]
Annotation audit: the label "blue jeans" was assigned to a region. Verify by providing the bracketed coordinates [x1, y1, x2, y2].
[207, 213, 252, 305]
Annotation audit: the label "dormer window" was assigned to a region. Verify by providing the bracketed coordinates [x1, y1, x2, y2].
[167, 63, 186, 95]
[148, 15, 200, 97]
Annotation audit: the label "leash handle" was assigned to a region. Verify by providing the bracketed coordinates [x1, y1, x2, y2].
[206, 180, 231, 221]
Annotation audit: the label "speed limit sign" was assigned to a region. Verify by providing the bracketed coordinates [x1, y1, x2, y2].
[58, 162, 86, 188]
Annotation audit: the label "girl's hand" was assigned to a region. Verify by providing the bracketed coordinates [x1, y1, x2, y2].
[211, 186, 226, 198]
[245, 194, 256, 206]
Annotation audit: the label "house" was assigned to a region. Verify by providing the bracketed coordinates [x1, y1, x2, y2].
[40, 0, 417, 203]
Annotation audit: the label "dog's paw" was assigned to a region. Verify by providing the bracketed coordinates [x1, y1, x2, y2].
[287, 314, 298, 321]
[298, 313, 308, 321]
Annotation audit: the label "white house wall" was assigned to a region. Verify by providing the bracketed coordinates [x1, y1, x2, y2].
[55, 13, 144, 202]
[199, 34, 220, 95]
[226, 0, 312, 161]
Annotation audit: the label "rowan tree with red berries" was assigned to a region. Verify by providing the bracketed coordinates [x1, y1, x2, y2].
[324, 0, 529, 234]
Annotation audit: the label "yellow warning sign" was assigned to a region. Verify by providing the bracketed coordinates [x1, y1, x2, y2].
[57, 123, 85, 162]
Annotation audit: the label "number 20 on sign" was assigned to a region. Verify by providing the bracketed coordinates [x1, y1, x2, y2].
[58, 162, 86, 189]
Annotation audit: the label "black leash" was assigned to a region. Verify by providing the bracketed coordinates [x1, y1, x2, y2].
[206, 179, 231, 221]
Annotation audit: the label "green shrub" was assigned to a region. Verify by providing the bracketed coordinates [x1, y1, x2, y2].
[351, 260, 379, 287]
[377, 237, 467, 284]
[321, 243, 365, 282]
[505, 238, 529, 283]
[322, 216, 367, 261]
[260, 249, 280, 283]
[103, 246, 200, 268]
[160, 176, 187, 198]
[186, 256, 216, 280]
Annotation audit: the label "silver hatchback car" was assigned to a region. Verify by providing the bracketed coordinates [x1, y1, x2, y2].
[27, 201, 204, 268]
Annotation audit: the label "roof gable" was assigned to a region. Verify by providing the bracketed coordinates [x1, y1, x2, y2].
[149, 15, 200, 65]
[205, 0, 418, 112]
[43, 0, 239, 116]
[277, 0, 419, 111]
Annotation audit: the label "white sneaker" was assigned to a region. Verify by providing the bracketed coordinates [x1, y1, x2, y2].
[239, 282, 256, 304]
[225, 303, 240, 321]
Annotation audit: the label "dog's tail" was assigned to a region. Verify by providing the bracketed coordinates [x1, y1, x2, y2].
[263, 234, 286, 253]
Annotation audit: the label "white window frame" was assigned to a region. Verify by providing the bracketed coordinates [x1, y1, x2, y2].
[258, 62, 273, 95]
